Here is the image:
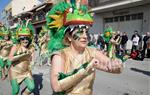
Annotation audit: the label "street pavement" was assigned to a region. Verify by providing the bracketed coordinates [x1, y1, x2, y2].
[0, 58, 150, 95]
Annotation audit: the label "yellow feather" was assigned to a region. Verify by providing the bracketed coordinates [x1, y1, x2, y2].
[48, 13, 64, 29]
[49, 15, 60, 19]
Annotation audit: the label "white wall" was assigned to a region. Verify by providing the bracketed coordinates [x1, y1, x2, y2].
[106, 20, 143, 39]
[92, 4, 150, 35]
[12, 0, 42, 16]
[142, 5, 150, 34]
[90, 13, 103, 34]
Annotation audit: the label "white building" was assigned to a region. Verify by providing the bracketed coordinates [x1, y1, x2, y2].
[11, 0, 43, 16]
[89, 0, 150, 38]
[1, 2, 12, 28]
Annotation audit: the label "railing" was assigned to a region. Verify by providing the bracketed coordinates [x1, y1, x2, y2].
[89, 0, 127, 8]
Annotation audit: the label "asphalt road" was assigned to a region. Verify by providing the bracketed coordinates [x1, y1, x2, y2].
[0, 59, 150, 95]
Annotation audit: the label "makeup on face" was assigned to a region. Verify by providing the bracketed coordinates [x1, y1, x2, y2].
[69, 25, 90, 40]
[72, 29, 88, 40]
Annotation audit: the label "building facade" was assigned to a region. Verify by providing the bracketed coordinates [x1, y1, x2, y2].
[0, 0, 45, 29]
[30, 2, 53, 34]
[1, 2, 13, 28]
[89, 0, 150, 38]
[0, 0, 57, 34]
[12, 0, 53, 34]
[11, 0, 43, 16]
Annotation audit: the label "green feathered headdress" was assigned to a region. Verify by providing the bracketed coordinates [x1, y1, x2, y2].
[0, 25, 10, 36]
[0, 24, 4, 39]
[0, 25, 11, 40]
[0, 24, 17, 43]
[46, 0, 93, 53]
[102, 26, 113, 43]
[16, 19, 34, 39]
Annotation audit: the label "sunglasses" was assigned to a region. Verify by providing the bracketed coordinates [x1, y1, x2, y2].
[68, 25, 90, 32]
[19, 37, 30, 41]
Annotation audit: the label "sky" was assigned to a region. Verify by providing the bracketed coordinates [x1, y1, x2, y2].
[0, 0, 10, 21]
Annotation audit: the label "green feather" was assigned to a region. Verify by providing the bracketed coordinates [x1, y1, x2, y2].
[0, 58, 5, 68]
[46, 2, 70, 53]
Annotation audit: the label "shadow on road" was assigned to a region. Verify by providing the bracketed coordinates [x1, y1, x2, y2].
[130, 68, 150, 76]
[32, 73, 43, 95]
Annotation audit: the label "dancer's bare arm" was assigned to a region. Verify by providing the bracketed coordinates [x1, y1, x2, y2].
[93, 50, 123, 73]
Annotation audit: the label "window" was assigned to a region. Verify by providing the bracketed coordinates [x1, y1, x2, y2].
[114, 17, 119, 22]
[104, 13, 142, 23]
[131, 14, 137, 20]
[119, 16, 124, 21]
[125, 15, 130, 21]
[137, 13, 143, 19]
[104, 18, 113, 23]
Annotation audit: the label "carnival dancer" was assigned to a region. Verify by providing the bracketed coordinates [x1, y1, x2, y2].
[0, 24, 3, 77]
[0, 25, 13, 80]
[8, 19, 35, 95]
[107, 32, 122, 59]
[102, 25, 113, 51]
[46, 0, 124, 95]
[0, 22, 3, 40]
[39, 26, 50, 66]
[102, 27, 128, 62]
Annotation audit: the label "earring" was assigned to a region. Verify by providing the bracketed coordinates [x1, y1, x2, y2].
[69, 39, 71, 42]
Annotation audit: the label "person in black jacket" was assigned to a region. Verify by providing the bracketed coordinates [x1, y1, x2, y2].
[146, 33, 150, 58]
[121, 32, 128, 55]
[142, 32, 150, 57]
[115, 31, 122, 55]
[96, 33, 105, 50]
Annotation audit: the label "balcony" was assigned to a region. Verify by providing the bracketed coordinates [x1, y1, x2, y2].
[89, 0, 125, 8]
[89, 0, 150, 13]
[31, 10, 46, 24]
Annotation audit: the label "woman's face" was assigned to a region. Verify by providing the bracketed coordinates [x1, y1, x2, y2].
[70, 26, 89, 49]
[4, 35, 9, 40]
[19, 36, 30, 47]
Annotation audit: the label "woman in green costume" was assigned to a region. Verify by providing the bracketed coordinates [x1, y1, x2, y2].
[8, 19, 35, 95]
[46, 0, 124, 95]
[107, 31, 122, 59]
[103, 27, 128, 62]
[0, 25, 13, 80]
[39, 26, 50, 65]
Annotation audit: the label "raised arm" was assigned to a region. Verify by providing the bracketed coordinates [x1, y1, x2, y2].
[94, 49, 123, 74]
[9, 45, 30, 62]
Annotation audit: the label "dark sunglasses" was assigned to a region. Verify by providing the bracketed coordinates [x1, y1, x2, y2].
[68, 25, 90, 32]
[19, 37, 30, 41]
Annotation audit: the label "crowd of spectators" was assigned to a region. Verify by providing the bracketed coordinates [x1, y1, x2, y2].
[88, 30, 150, 61]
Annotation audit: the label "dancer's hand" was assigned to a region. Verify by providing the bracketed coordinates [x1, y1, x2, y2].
[91, 57, 123, 73]
[3, 45, 12, 49]
[84, 58, 98, 74]
[106, 58, 123, 73]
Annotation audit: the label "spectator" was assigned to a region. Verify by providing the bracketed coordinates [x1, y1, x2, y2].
[142, 32, 150, 57]
[131, 30, 142, 42]
[115, 31, 122, 55]
[131, 30, 141, 53]
[96, 32, 105, 50]
[130, 47, 144, 61]
[121, 32, 128, 55]
[146, 36, 150, 58]
[88, 33, 94, 46]
[89, 33, 96, 46]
